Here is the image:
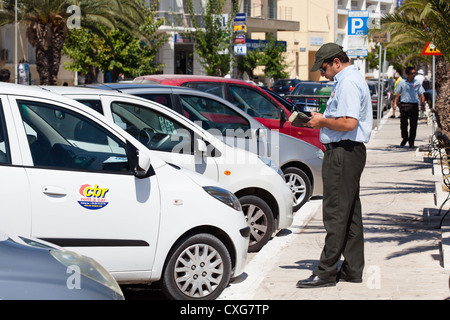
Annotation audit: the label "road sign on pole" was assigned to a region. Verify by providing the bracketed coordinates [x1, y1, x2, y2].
[234, 44, 247, 56]
[348, 11, 369, 35]
[421, 42, 442, 56]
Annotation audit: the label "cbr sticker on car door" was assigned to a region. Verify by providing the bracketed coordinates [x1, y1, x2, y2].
[78, 183, 110, 210]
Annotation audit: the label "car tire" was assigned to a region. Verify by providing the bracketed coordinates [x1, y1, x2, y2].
[161, 233, 231, 300]
[283, 167, 312, 212]
[239, 195, 275, 252]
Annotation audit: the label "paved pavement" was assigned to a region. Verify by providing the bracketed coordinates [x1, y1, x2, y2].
[220, 109, 450, 300]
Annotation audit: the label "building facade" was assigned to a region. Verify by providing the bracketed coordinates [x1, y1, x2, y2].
[151, 0, 299, 77]
[0, 0, 400, 84]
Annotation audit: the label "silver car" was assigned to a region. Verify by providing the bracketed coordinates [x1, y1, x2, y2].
[0, 230, 124, 300]
[85, 84, 323, 211]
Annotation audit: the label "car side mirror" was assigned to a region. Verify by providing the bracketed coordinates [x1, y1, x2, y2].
[126, 141, 153, 179]
[253, 128, 267, 138]
[195, 139, 208, 155]
[280, 108, 288, 122]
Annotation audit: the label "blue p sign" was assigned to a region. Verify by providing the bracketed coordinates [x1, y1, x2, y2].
[348, 11, 369, 35]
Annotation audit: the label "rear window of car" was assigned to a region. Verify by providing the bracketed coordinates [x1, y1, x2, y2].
[292, 83, 328, 95]
[183, 82, 227, 99]
[77, 99, 104, 114]
[134, 94, 173, 109]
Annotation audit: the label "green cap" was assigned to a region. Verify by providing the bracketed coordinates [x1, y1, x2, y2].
[310, 43, 344, 72]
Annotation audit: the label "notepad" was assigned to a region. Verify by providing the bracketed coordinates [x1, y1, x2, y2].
[289, 111, 311, 127]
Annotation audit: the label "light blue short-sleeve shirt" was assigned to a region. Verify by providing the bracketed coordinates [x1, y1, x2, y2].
[395, 79, 425, 103]
[320, 65, 373, 144]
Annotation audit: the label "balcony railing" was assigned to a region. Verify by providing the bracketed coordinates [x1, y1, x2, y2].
[154, 11, 203, 29]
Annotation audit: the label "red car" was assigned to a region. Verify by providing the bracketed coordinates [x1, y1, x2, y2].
[134, 75, 324, 150]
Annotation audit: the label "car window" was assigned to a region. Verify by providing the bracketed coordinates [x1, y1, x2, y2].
[134, 94, 173, 109]
[229, 86, 280, 119]
[0, 100, 11, 164]
[292, 84, 324, 95]
[368, 84, 377, 96]
[77, 99, 104, 114]
[17, 100, 129, 172]
[183, 83, 227, 99]
[111, 101, 193, 154]
[179, 95, 250, 136]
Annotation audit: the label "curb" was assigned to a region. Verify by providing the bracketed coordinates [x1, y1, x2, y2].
[219, 199, 322, 300]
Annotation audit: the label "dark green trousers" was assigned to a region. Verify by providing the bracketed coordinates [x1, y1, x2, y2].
[314, 143, 366, 281]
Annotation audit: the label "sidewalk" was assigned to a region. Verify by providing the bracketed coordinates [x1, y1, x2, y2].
[221, 110, 450, 300]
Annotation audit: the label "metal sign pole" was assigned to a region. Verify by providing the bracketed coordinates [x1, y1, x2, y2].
[377, 43, 382, 130]
[432, 55, 436, 136]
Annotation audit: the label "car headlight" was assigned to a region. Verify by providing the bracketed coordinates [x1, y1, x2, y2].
[50, 249, 123, 297]
[203, 186, 242, 212]
[259, 157, 283, 176]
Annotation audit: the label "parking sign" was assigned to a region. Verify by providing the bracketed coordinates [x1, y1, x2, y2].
[348, 11, 369, 35]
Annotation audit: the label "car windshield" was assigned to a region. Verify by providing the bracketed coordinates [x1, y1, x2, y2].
[291, 83, 328, 95]
[368, 84, 377, 96]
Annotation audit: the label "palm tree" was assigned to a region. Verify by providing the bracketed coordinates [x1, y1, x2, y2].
[0, 0, 145, 85]
[377, 0, 450, 136]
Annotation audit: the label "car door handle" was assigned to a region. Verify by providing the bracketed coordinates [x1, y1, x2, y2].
[42, 186, 67, 196]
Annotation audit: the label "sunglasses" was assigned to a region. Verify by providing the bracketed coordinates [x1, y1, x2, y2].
[319, 62, 331, 74]
[408, 72, 416, 75]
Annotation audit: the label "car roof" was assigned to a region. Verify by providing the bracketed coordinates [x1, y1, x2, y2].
[0, 83, 105, 108]
[135, 74, 260, 88]
[84, 83, 166, 91]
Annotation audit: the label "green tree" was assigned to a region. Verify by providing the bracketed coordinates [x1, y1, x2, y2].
[366, 45, 427, 75]
[237, 48, 264, 80]
[0, 0, 144, 85]
[376, 0, 450, 135]
[63, 1, 167, 81]
[184, 0, 238, 76]
[260, 34, 289, 80]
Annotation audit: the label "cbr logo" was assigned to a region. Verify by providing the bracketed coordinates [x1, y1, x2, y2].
[77, 184, 110, 210]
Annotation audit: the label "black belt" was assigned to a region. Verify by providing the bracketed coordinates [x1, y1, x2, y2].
[400, 102, 418, 105]
[324, 140, 363, 151]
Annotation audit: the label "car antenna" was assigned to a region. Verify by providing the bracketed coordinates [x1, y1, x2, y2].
[99, 83, 123, 93]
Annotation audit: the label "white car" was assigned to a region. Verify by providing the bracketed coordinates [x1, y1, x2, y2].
[0, 83, 248, 300]
[82, 84, 324, 211]
[45, 86, 293, 252]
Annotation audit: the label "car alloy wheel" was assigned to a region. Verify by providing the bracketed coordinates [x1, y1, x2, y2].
[283, 167, 312, 212]
[239, 195, 275, 252]
[161, 233, 231, 300]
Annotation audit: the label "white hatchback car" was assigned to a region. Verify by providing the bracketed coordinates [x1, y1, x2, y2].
[0, 83, 248, 300]
[45, 86, 293, 252]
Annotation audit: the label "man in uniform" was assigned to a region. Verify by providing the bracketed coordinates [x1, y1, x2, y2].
[392, 66, 425, 149]
[296, 43, 372, 288]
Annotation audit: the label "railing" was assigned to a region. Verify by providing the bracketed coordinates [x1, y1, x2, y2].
[286, 94, 331, 112]
[428, 125, 450, 228]
[154, 11, 203, 28]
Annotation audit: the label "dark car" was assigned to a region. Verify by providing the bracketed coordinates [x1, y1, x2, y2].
[0, 230, 124, 300]
[285, 81, 333, 116]
[262, 87, 297, 112]
[269, 79, 302, 96]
